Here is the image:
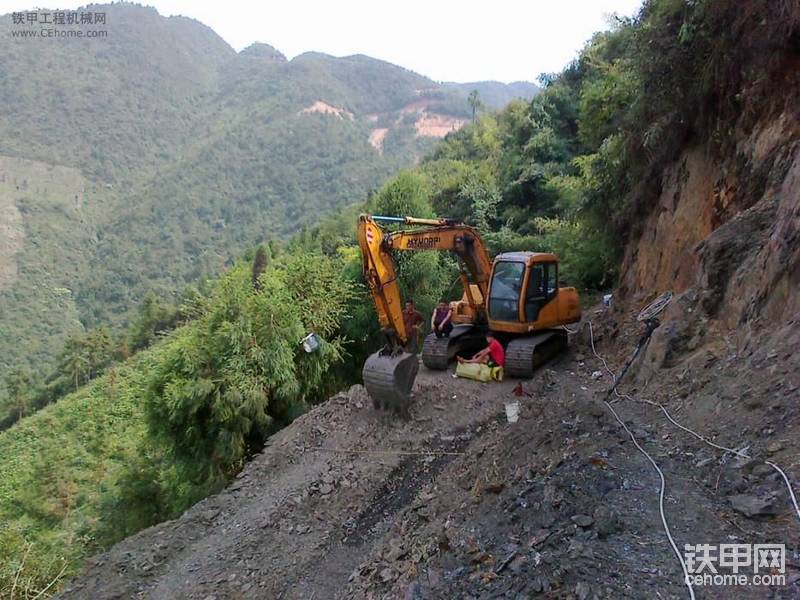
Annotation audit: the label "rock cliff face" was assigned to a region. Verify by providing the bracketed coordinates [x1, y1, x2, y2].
[619, 106, 799, 349]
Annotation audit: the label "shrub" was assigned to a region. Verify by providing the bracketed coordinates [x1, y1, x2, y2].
[144, 252, 354, 499]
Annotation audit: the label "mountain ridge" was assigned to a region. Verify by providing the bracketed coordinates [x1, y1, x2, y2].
[0, 2, 535, 391]
[443, 80, 541, 107]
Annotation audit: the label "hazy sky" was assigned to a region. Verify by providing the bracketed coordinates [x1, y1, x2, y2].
[1, 0, 644, 82]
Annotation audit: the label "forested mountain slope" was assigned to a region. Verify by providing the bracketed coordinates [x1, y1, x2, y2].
[0, 3, 531, 393]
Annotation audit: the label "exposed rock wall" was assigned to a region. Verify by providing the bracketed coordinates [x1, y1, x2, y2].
[619, 109, 800, 331]
[615, 97, 799, 383]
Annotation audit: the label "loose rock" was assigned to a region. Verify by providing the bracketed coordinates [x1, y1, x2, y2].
[571, 514, 594, 528]
[728, 493, 778, 517]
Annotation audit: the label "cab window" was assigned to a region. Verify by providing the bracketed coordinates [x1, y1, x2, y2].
[488, 261, 524, 321]
[525, 262, 557, 321]
[524, 264, 545, 320]
[546, 263, 558, 296]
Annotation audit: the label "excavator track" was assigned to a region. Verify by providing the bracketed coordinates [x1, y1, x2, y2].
[505, 329, 568, 378]
[421, 325, 487, 370]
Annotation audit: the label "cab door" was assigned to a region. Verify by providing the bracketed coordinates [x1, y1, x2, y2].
[524, 262, 559, 326]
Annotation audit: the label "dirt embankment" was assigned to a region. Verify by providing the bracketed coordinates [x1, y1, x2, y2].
[413, 113, 466, 138]
[299, 101, 354, 120]
[60, 303, 799, 599]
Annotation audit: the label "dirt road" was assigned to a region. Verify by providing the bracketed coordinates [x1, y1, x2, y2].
[60, 314, 800, 599]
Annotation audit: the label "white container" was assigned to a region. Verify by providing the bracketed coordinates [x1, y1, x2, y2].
[504, 401, 520, 423]
[300, 332, 320, 353]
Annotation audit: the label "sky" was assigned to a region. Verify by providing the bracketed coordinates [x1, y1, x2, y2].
[0, 0, 645, 82]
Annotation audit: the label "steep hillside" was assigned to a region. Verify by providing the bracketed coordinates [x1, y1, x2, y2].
[607, 2, 800, 373]
[0, 249, 355, 597]
[0, 157, 109, 380]
[56, 324, 800, 599]
[0, 352, 151, 593]
[54, 1, 800, 598]
[619, 116, 800, 331]
[0, 3, 530, 390]
[6, 1, 799, 598]
[58, 94, 800, 600]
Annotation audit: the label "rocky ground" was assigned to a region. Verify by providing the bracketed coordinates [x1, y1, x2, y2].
[59, 305, 800, 599]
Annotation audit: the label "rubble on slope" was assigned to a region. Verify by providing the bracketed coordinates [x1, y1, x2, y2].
[60, 304, 800, 599]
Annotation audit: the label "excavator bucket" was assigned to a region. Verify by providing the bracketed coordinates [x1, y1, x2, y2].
[362, 350, 419, 418]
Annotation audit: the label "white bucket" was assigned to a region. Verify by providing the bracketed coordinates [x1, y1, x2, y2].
[504, 401, 520, 423]
[301, 332, 320, 353]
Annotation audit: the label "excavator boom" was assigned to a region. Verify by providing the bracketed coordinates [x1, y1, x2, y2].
[357, 214, 493, 415]
[357, 215, 492, 346]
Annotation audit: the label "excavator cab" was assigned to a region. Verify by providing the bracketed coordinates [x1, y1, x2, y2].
[487, 259, 526, 321]
[485, 252, 581, 376]
[487, 252, 579, 329]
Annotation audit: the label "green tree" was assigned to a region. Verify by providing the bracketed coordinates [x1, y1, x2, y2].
[370, 170, 455, 320]
[368, 170, 433, 218]
[58, 337, 90, 392]
[3, 368, 34, 419]
[83, 327, 115, 379]
[144, 253, 354, 502]
[57, 327, 115, 391]
[458, 172, 500, 233]
[468, 89, 482, 123]
[128, 293, 182, 352]
[251, 244, 271, 291]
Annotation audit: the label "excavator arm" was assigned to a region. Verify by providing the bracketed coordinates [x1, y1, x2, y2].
[357, 214, 492, 349]
[357, 214, 494, 417]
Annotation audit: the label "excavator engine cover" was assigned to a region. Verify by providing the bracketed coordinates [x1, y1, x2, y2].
[362, 350, 419, 417]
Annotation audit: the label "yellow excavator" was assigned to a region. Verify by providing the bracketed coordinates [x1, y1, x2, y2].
[357, 214, 582, 414]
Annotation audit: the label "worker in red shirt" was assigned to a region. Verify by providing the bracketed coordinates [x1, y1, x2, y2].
[457, 331, 505, 368]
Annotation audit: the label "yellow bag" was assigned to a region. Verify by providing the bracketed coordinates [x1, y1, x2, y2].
[492, 366, 504, 381]
[456, 362, 504, 382]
